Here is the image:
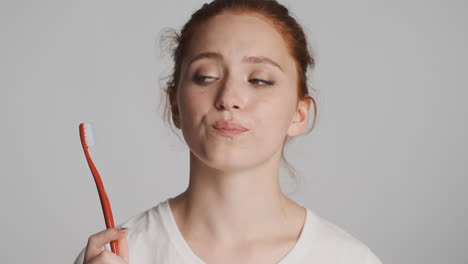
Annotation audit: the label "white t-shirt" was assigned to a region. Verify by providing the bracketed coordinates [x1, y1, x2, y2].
[74, 198, 383, 264]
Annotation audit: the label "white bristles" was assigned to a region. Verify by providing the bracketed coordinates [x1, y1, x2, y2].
[82, 122, 96, 147]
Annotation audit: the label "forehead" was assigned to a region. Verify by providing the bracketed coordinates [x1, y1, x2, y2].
[184, 12, 295, 72]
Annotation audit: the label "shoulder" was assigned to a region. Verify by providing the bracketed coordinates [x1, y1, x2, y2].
[118, 204, 162, 233]
[116, 200, 170, 243]
[302, 208, 383, 263]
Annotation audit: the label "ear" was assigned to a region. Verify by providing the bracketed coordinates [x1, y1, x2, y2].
[287, 96, 312, 137]
[169, 90, 181, 129]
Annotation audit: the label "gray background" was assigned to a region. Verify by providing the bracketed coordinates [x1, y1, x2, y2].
[1, 0, 467, 263]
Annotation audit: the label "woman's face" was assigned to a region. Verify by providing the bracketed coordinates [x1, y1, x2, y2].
[172, 12, 310, 171]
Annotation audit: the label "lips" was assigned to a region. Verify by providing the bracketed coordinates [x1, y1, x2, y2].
[212, 120, 248, 137]
[212, 120, 248, 132]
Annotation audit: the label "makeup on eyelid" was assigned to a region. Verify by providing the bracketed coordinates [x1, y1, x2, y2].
[192, 73, 275, 85]
[193, 76, 275, 87]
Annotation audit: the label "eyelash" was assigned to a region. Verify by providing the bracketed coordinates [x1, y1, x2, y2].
[193, 75, 274, 87]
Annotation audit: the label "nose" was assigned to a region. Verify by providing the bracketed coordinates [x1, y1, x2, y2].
[215, 76, 246, 111]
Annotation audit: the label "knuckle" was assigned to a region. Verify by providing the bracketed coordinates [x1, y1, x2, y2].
[87, 234, 97, 243]
[99, 250, 113, 260]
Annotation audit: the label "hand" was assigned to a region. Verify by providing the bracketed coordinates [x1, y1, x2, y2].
[83, 227, 129, 264]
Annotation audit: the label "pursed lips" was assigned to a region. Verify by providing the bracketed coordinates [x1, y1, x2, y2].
[212, 120, 248, 137]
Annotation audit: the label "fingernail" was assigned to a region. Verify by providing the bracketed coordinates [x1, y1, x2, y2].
[118, 227, 128, 232]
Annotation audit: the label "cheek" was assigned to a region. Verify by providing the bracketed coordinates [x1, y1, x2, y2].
[252, 96, 294, 137]
[178, 89, 211, 124]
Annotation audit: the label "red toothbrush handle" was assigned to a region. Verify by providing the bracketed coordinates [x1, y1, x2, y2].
[79, 129, 120, 255]
[83, 147, 120, 255]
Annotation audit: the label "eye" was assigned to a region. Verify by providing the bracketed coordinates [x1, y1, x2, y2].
[249, 78, 274, 87]
[193, 75, 215, 85]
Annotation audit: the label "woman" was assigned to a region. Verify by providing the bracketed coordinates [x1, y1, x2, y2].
[74, 0, 383, 263]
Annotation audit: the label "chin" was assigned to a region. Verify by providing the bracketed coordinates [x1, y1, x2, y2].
[191, 147, 263, 173]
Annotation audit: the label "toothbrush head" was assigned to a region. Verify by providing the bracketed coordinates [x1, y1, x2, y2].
[79, 122, 96, 148]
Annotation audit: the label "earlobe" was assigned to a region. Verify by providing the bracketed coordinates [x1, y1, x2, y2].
[287, 114, 305, 137]
[287, 99, 311, 137]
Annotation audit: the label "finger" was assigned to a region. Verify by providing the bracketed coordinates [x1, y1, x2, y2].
[117, 228, 129, 263]
[87, 249, 127, 264]
[84, 227, 127, 263]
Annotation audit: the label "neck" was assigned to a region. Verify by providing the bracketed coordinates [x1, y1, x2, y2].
[169, 149, 304, 247]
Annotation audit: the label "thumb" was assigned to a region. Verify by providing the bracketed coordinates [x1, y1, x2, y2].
[117, 227, 130, 263]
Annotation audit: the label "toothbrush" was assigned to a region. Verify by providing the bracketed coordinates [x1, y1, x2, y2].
[79, 122, 120, 256]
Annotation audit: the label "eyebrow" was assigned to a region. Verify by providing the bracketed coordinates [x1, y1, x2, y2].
[186, 52, 284, 72]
